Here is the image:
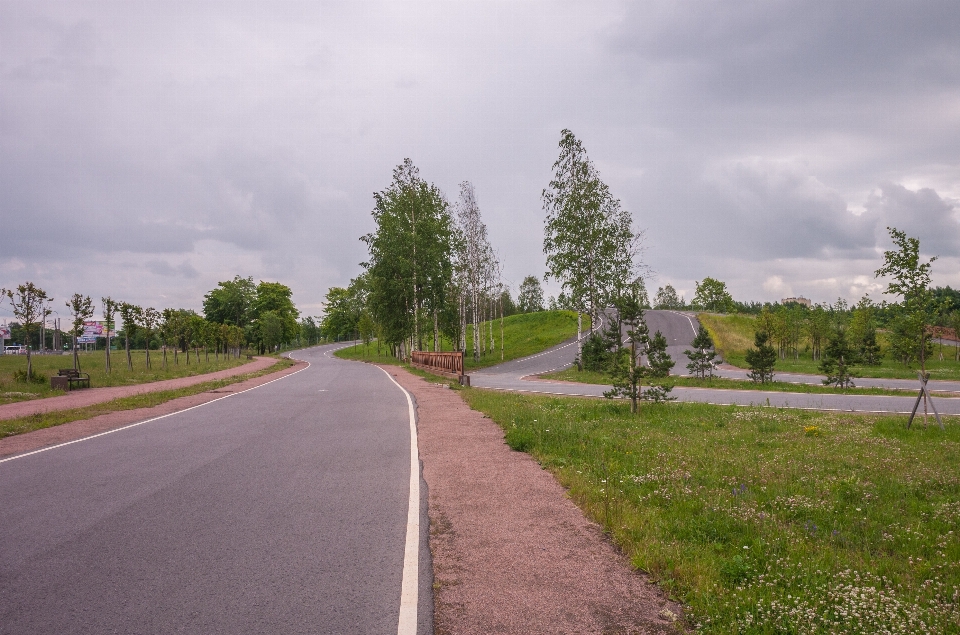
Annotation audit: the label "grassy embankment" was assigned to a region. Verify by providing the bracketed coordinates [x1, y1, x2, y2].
[0, 357, 296, 439]
[0, 349, 252, 406]
[542, 367, 954, 398]
[465, 388, 960, 633]
[699, 313, 960, 382]
[335, 310, 587, 371]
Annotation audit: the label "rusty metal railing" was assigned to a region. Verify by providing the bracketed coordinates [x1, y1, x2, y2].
[410, 351, 464, 376]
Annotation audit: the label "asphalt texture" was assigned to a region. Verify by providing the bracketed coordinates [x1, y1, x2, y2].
[472, 310, 960, 416]
[0, 344, 430, 635]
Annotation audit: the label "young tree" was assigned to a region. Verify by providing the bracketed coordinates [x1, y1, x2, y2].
[685, 325, 718, 379]
[691, 277, 734, 313]
[653, 285, 684, 309]
[875, 227, 938, 373]
[848, 296, 881, 365]
[517, 276, 545, 313]
[140, 307, 160, 369]
[119, 303, 142, 371]
[604, 289, 649, 413]
[806, 304, 831, 361]
[543, 129, 638, 360]
[820, 328, 857, 388]
[101, 297, 119, 373]
[3, 282, 49, 379]
[745, 331, 777, 383]
[65, 293, 94, 373]
[644, 330, 676, 403]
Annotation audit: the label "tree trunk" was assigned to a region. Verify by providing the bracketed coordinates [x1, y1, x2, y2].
[577, 312, 583, 362]
[434, 309, 439, 352]
[162, 346, 167, 370]
[125, 335, 132, 371]
[500, 294, 504, 361]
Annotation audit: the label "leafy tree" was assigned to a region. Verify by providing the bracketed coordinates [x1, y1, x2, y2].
[357, 310, 376, 357]
[950, 310, 960, 362]
[820, 328, 857, 388]
[101, 297, 119, 373]
[140, 308, 160, 369]
[118, 303, 142, 371]
[653, 285, 684, 309]
[321, 287, 359, 341]
[685, 325, 718, 379]
[65, 293, 94, 373]
[3, 282, 50, 379]
[604, 291, 649, 413]
[848, 296, 881, 365]
[745, 331, 777, 383]
[259, 310, 283, 353]
[875, 227, 938, 372]
[543, 129, 637, 360]
[806, 304, 831, 361]
[453, 181, 497, 360]
[252, 281, 299, 346]
[517, 276, 545, 313]
[362, 159, 454, 357]
[203, 275, 256, 327]
[691, 277, 734, 313]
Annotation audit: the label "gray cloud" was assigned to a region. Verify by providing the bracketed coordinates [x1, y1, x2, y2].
[1, 0, 959, 319]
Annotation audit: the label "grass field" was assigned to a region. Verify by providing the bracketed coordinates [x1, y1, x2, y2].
[0, 357, 295, 439]
[0, 350, 252, 406]
[541, 367, 957, 397]
[463, 388, 960, 633]
[335, 310, 587, 371]
[699, 313, 960, 381]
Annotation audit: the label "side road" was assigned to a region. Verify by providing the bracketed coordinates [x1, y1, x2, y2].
[0, 357, 278, 421]
[0, 360, 305, 459]
[388, 366, 682, 634]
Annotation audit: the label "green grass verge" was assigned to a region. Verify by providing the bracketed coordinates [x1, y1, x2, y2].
[0, 358, 295, 439]
[541, 367, 958, 398]
[699, 313, 960, 381]
[335, 310, 587, 371]
[0, 349, 254, 405]
[463, 388, 960, 632]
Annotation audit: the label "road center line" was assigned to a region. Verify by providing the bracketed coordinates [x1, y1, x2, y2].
[377, 366, 420, 635]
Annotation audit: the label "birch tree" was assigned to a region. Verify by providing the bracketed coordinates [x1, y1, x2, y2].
[141, 307, 160, 369]
[65, 293, 94, 373]
[119, 303, 142, 371]
[454, 181, 497, 361]
[543, 130, 638, 360]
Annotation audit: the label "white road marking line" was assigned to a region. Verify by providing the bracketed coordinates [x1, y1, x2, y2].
[0, 358, 311, 465]
[377, 367, 420, 635]
[668, 310, 698, 338]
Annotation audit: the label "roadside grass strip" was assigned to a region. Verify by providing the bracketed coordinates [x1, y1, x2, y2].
[0, 350, 253, 405]
[0, 358, 296, 439]
[542, 367, 960, 398]
[335, 310, 587, 371]
[463, 389, 960, 633]
[699, 313, 960, 382]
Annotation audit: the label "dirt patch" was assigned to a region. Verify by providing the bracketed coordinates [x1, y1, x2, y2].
[0, 361, 306, 459]
[386, 366, 683, 634]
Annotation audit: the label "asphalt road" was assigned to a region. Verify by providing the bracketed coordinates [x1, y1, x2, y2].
[472, 310, 960, 416]
[0, 344, 430, 635]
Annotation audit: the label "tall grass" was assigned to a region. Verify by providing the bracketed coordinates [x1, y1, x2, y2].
[465, 389, 960, 633]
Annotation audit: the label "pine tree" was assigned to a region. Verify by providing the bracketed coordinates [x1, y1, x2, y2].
[684, 325, 718, 379]
[745, 331, 776, 383]
[643, 330, 675, 403]
[820, 328, 857, 388]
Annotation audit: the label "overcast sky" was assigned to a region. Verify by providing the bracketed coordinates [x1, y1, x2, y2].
[2, 1, 958, 321]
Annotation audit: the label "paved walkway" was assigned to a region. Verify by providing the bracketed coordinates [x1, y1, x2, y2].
[0, 357, 277, 421]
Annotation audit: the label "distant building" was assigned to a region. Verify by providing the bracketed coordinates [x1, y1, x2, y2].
[782, 296, 811, 307]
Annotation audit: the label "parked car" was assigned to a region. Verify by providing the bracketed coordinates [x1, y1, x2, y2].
[4, 345, 26, 355]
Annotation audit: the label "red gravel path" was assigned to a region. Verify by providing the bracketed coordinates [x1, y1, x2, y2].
[388, 367, 684, 634]
[0, 360, 306, 459]
[0, 357, 278, 421]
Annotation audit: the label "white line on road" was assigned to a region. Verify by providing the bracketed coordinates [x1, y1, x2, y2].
[668, 310, 699, 337]
[0, 359, 311, 465]
[378, 367, 420, 635]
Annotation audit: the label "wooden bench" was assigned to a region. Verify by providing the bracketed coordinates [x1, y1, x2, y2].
[51, 368, 91, 391]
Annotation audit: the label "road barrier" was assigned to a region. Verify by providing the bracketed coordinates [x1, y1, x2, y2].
[410, 351, 470, 385]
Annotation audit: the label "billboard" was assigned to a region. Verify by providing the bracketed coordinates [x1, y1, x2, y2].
[0, 326, 10, 340]
[77, 321, 104, 344]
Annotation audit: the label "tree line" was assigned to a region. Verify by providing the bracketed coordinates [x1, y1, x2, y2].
[1, 276, 311, 380]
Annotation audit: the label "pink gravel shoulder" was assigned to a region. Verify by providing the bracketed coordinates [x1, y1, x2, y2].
[0, 360, 306, 459]
[0, 357, 278, 421]
[387, 367, 683, 634]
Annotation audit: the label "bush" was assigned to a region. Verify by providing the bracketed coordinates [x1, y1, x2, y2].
[13, 369, 47, 385]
